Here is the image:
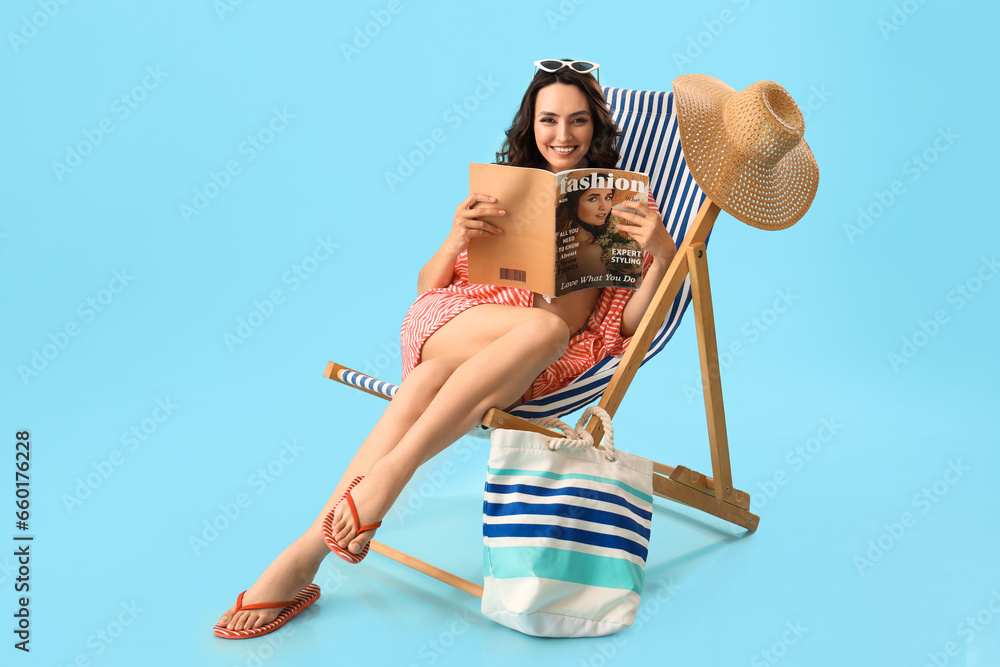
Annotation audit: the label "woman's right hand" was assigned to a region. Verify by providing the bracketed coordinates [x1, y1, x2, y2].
[447, 193, 505, 252]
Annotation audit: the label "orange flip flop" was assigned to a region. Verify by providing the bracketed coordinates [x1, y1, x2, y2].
[213, 583, 320, 639]
[321, 475, 382, 564]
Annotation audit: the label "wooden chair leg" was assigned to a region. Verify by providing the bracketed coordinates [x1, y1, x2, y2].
[652, 472, 758, 530]
[687, 243, 735, 505]
[370, 540, 483, 598]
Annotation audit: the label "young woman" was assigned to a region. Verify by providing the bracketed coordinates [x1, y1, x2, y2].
[214, 59, 678, 638]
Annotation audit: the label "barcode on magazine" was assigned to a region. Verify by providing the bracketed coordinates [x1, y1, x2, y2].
[500, 268, 526, 283]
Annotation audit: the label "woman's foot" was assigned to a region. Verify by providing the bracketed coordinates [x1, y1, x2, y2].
[328, 470, 404, 557]
[216, 539, 323, 632]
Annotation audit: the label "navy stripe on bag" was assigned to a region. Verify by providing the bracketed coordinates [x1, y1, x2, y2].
[483, 501, 651, 541]
[484, 522, 649, 560]
[484, 482, 653, 521]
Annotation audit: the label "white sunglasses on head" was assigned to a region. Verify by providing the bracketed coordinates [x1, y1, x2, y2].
[533, 59, 600, 84]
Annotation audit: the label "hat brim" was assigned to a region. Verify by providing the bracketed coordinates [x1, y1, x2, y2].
[672, 74, 819, 230]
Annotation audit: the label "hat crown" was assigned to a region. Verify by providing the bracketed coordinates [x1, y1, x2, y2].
[722, 81, 804, 168]
[671, 73, 819, 230]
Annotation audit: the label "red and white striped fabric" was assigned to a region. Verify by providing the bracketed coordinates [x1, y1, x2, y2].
[400, 193, 660, 401]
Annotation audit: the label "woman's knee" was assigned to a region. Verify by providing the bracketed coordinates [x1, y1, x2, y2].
[406, 357, 462, 389]
[525, 311, 571, 358]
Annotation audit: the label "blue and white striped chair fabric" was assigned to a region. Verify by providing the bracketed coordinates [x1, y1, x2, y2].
[337, 88, 707, 420]
[339, 369, 399, 399]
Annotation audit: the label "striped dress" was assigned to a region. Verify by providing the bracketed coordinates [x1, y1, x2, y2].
[400, 194, 660, 401]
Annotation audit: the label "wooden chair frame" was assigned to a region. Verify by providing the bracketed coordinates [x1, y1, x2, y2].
[324, 197, 757, 598]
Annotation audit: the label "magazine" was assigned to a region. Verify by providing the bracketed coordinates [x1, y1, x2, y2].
[466, 163, 650, 298]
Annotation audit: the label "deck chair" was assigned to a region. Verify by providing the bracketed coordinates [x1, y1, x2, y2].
[324, 84, 755, 598]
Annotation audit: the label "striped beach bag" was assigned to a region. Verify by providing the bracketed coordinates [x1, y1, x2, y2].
[481, 406, 654, 637]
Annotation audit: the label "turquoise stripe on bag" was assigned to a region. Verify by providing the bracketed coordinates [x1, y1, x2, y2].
[486, 466, 653, 504]
[486, 545, 645, 593]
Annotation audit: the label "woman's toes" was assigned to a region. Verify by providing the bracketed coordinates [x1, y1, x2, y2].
[218, 602, 237, 626]
[334, 517, 351, 543]
[350, 530, 373, 554]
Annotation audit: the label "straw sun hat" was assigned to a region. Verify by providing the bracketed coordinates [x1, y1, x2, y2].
[672, 74, 819, 230]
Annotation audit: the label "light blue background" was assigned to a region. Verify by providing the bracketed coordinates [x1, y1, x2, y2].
[3, 1, 999, 665]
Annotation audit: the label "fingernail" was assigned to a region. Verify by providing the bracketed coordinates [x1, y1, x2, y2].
[498, 209, 505, 214]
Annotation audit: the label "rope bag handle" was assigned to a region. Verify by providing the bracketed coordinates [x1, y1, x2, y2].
[528, 405, 617, 463]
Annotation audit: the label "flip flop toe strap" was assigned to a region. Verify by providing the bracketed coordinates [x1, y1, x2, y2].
[345, 490, 383, 534]
[234, 590, 300, 613]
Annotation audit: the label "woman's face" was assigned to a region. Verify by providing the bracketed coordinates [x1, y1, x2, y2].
[533, 82, 594, 173]
[575, 188, 613, 227]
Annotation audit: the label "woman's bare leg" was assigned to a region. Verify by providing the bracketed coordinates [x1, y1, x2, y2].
[218, 357, 463, 631]
[219, 305, 568, 631]
[328, 307, 570, 555]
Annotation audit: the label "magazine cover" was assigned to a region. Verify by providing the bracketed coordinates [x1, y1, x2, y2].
[467, 163, 649, 297]
[555, 167, 648, 294]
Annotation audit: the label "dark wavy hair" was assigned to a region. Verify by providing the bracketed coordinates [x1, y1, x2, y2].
[556, 184, 616, 235]
[495, 60, 620, 170]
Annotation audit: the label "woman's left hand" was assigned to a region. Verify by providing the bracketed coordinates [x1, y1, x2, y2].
[613, 201, 676, 263]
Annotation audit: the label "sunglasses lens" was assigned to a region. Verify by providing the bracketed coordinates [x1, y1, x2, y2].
[570, 61, 596, 73]
[538, 60, 564, 71]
